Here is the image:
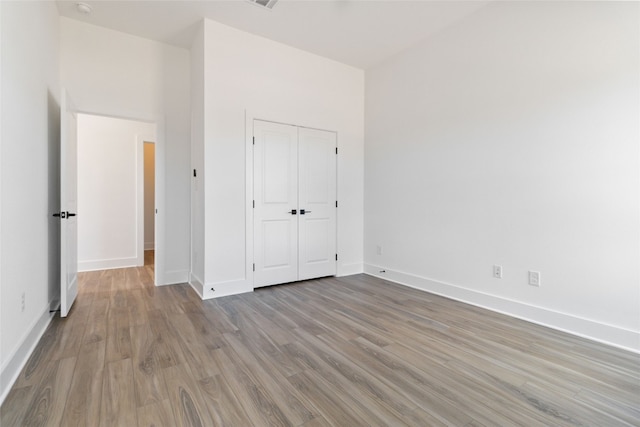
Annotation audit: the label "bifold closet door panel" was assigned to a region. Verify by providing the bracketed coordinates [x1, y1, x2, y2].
[253, 120, 299, 287]
[298, 127, 337, 281]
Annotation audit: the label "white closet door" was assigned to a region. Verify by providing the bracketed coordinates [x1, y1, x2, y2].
[253, 120, 299, 287]
[298, 127, 337, 281]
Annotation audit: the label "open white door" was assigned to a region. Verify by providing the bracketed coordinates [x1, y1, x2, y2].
[59, 89, 78, 317]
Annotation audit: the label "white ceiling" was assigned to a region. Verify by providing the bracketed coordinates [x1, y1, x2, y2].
[56, 0, 489, 69]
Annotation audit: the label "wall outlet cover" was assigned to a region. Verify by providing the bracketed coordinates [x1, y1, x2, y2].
[528, 271, 540, 286]
[493, 265, 503, 279]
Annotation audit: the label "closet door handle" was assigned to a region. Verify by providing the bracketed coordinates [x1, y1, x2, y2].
[300, 209, 311, 215]
[288, 210, 297, 215]
[54, 211, 77, 218]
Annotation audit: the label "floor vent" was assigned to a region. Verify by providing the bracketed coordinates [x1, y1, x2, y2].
[247, 0, 278, 10]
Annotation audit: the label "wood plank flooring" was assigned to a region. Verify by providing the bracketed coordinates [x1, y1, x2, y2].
[144, 250, 154, 268]
[2, 268, 639, 426]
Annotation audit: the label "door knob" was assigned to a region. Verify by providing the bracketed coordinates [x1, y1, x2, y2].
[52, 211, 77, 218]
[300, 209, 312, 215]
[288, 209, 297, 215]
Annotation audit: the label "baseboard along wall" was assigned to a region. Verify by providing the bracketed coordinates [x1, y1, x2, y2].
[363, 263, 640, 354]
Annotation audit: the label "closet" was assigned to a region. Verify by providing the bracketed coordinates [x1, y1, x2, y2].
[253, 119, 337, 288]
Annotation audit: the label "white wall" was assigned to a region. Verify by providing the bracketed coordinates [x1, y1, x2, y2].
[144, 142, 155, 250]
[194, 20, 364, 298]
[0, 3, 3, 395]
[190, 24, 205, 291]
[365, 2, 639, 351]
[0, 1, 60, 403]
[77, 114, 155, 271]
[60, 18, 190, 284]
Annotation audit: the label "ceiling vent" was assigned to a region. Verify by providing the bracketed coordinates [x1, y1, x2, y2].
[247, 0, 278, 10]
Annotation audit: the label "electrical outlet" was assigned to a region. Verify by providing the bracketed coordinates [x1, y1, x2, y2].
[493, 265, 503, 279]
[528, 271, 540, 287]
[21, 292, 25, 312]
[376, 245, 383, 255]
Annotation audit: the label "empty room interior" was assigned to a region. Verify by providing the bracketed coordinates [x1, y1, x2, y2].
[1, 0, 638, 426]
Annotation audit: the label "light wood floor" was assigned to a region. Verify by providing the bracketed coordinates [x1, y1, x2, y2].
[2, 269, 639, 426]
[144, 250, 154, 268]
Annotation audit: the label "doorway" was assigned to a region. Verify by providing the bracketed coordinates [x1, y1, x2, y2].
[76, 114, 156, 275]
[143, 141, 155, 274]
[252, 119, 337, 288]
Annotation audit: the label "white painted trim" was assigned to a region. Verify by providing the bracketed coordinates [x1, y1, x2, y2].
[135, 134, 144, 267]
[136, 134, 155, 269]
[189, 272, 204, 298]
[78, 257, 139, 272]
[0, 1, 4, 401]
[245, 110, 254, 290]
[337, 262, 363, 277]
[161, 269, 189, 286]
[202, 278, 252, 300]
[0, 302, 56, 406]
[154, 115, 166, 287]
[0, 6, 3, 379]
[364, 264, 640, 354]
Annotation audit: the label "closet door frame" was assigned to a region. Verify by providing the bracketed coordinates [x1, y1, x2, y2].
[245, 111, 338, 289]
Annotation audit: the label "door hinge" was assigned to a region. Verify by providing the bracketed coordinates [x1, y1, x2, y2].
[335, 147, 338, 155]
[253, 200, 255, 208]
[335, 254, 338, 261]
[253, 137, 255, 145]
[335, 200, 338, 208]
[253, 263, 255, 271]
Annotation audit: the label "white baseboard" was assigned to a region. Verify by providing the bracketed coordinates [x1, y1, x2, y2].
[161, 269, 189, 286]
[0, 301, 56, 406]
[188, 274, 252, 300]
[338, 262, 363, 277]
[202, 278, 252, 300]
[189, 272, 204, 298]
[363, 263, 640, 354]
[78, 257, 140, 272]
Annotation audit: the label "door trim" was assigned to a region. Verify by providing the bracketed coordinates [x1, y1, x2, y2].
[245, 110, 339, 289]
[136, 135, 155, 268]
